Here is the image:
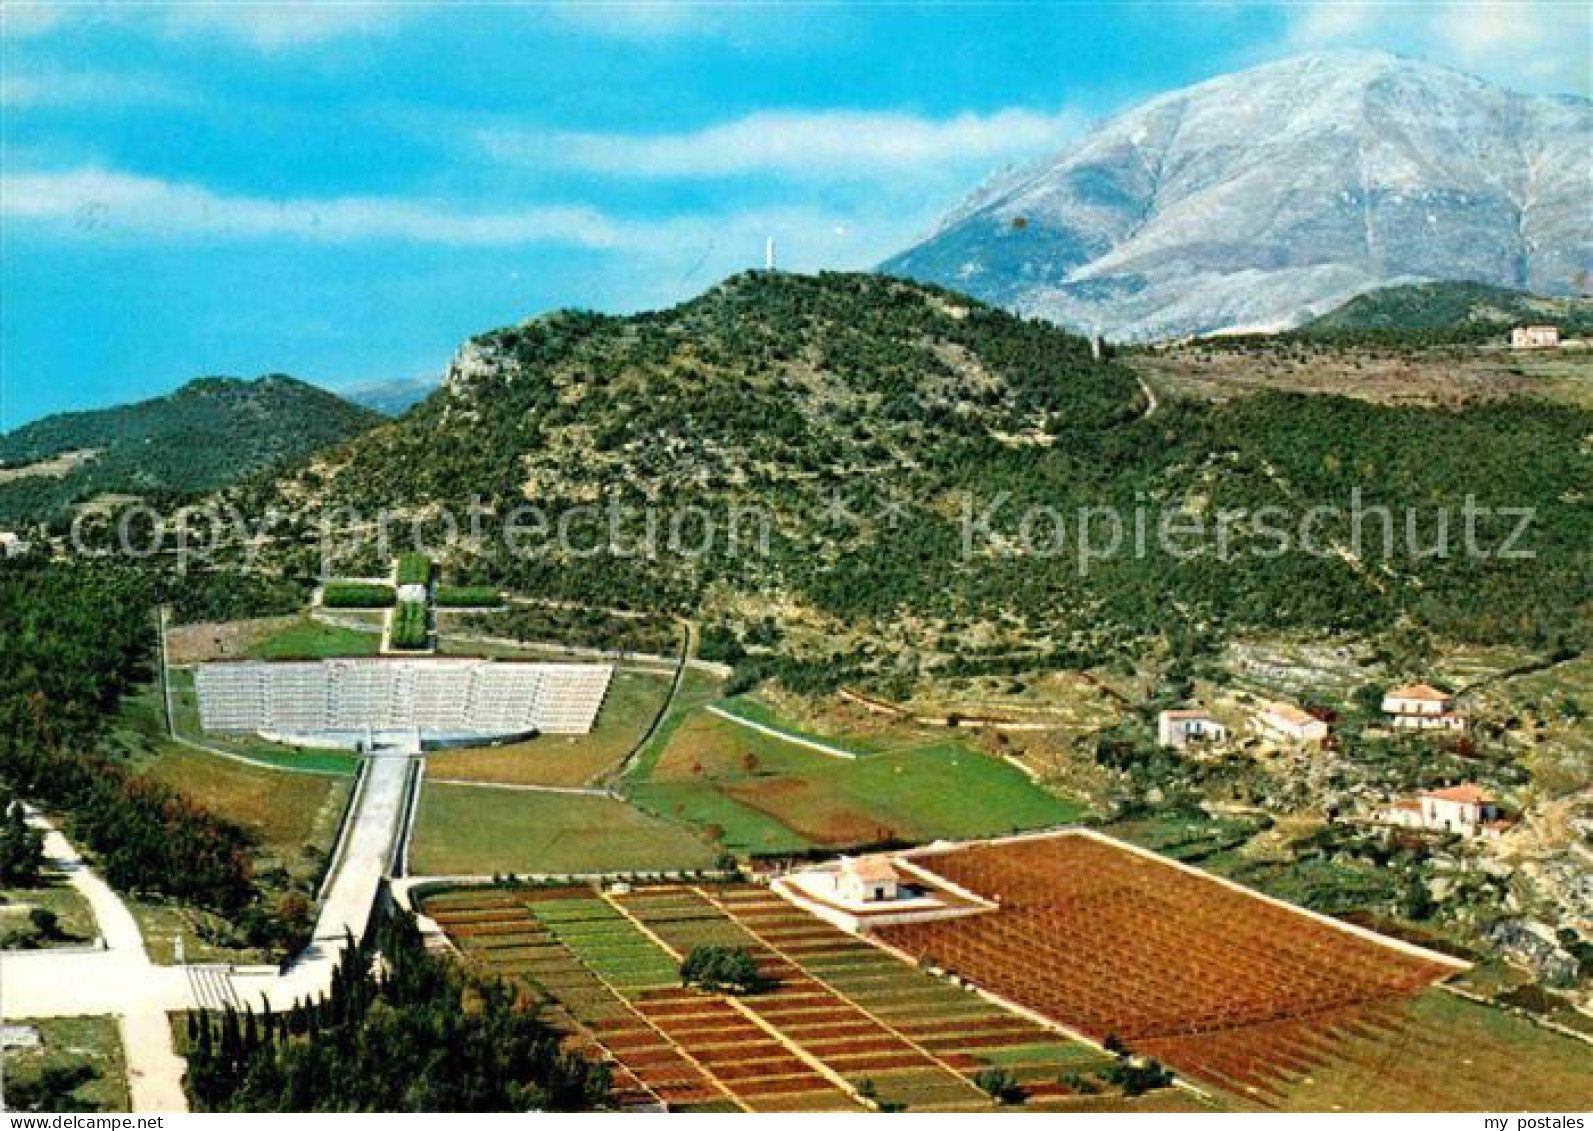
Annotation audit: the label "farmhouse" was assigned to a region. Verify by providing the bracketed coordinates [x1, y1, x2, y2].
[1383, 783, 1510, 839]
[1510, 324, 1560, 349]
[838, 856, 901, 904]
[774, 852, 991, 932]
[1157, 708, 1228, 749]
[1382, 683, 1464, 731]
[1253, 701, 1328, 745]
[195, 657, 612, 749]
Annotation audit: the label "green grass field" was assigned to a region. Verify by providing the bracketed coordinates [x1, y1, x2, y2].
[426, 669, 672, 788]
[245, 616, 381, 659]
[409, 784, 720, 876]
[138, 743, 352, 871]
[0, 871, 98, 948]
[631, 705, 1083, 853]
[1270, 989, 1593, 1111]
[1, 1016, 130, 1112]
[626, 780, 814, 856]
[623, 667, 727, 782]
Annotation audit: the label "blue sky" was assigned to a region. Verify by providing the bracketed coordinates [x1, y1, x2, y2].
[3, 1, 1588, 428]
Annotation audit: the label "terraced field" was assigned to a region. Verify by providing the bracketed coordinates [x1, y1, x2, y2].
[421, 882, 1145, 1112]
[871, 831, 1589, 1110]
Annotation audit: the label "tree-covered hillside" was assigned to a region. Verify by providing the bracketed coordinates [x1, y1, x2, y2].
[1296, 281, 1593, 346]
[239, 271, 1588, 690]
[0, 376, 382, 524]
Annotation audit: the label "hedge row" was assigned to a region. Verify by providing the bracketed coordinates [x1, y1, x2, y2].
[390, 600, 429, 650]
[396, 553, 432, 587]
[322, 582, 397, 609]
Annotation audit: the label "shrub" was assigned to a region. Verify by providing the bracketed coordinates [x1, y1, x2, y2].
[679, 945, 765, 994]
[322, 582, 396, 608]
[1104, 1056, 1174, 1097]
[972, 1067, 1025, 1104]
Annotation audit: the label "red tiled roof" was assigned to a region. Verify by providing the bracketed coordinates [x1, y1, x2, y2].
[843, 856, 901, 883]
[1386, 684, 1452, 702]
[1422, 784, 1490, 805]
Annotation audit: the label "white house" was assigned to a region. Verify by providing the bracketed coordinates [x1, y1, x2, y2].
[1382, 683, 1464, 731]
[1254, 702, 1328, 745]
[1157, 708, 1228, 749]
[1384, 783, 1507, 839]
[0, 531, 28, 558]
[837, 856, 901, 905]
[1511, 325, 1560, 349]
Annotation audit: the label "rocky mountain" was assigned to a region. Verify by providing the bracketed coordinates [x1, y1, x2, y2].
[340, 377, 440, 417]
[0, 375, 382, 523]
[881, 52, 1592, 341]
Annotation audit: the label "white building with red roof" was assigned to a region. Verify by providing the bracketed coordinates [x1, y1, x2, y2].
[1383, 783, 1511, 839]
[1382, 683, 1465, 732]
[1157, 708, 1229, 749]
[1253, 701, 1329, 745]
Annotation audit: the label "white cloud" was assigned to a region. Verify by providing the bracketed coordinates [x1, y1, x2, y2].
[0, 3, 69, 39]
[0, 166, 925, 272]
[479, 107, 1085, 180]
[157, 2, 417, 49]
[1284, 0, 1592, 94]
[0, 167, 626, 246]
[1, 2, 424, 51]
[0, 67, 188, 109]
[543, 1, 735, 40]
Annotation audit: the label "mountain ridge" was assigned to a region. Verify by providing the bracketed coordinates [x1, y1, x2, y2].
[0, 374, 382, 524]
[882, 51, 1592, 340]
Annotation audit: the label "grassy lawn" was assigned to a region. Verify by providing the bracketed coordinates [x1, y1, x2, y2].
[129, 900, 279, 966]
[246, 616, 381, 659]
[409, 784, 720, 876]
[627, 780, 814, 856]
[1, 1016, 130, 1112]
[127, 738, 353, 964]
[138, 742, 352, 875]
[623, 667, 727, 782]
[426, 669, 673, 788]
[167, 668, 359, 775]
[635, 707, 1083, 852]
[0, 872, 98, 947]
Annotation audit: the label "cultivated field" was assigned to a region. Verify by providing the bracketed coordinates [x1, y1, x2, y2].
[877, 831, 1479, 1107]
[421, 882, 1185, 1112]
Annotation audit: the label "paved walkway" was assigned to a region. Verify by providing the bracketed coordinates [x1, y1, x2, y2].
[1, 756, 415, 1109]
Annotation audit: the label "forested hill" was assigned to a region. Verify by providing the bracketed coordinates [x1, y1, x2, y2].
[248, 270, 1587, 689]
[1296, 281, 1593, 343]
[0, 375, 382, 524]
[287, 270, 1144, 513]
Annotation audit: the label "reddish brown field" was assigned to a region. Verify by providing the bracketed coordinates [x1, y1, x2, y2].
[877, 832, 1460, 1104]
